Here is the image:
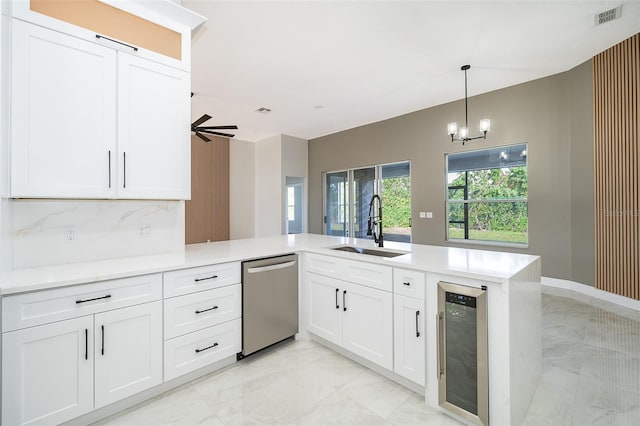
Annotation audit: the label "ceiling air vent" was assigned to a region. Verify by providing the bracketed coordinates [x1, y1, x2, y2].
[595, 5, 622, 26]
[255, 107, 272, 114]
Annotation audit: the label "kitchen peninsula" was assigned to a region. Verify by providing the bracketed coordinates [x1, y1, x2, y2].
[1, 234, 540, 426]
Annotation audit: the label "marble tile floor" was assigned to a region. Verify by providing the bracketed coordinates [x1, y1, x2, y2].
[97, 288, 640, 426]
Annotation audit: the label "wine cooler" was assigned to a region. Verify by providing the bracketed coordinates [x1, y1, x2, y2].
[437, 281, 488, 426]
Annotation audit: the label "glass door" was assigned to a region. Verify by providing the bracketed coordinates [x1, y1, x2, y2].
[352, 167, 376, 238]
[325, 171, 349, 236]
[437, 281, 488, 426]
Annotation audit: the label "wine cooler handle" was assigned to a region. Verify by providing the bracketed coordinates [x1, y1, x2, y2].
[437, 312, 444, 379]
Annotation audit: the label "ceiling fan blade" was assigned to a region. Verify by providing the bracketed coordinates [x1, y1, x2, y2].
[191, 114, 212, 127]
[197, 129, 235, 138]
[195, 132, 211, 142]
[196, 125, 239, 130]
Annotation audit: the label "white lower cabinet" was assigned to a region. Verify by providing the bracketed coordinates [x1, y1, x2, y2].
[164, 318, 241, 381]
[162, 265, 242, 381]
[306, 271, 393, 370]
[2, 316, 94, 426]
[1, 300, 162, 425]
[393, 293, 425, 386]
[342, 281, 393, 370]
[94, 302, 163, 408]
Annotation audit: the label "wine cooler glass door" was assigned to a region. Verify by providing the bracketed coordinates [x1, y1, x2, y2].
[437, 281, 488, 426]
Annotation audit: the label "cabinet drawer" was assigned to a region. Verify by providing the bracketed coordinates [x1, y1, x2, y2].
[164, 284, 241, 339]
[393, 269, 426, 300]
[342, 260, 392, 292]
[305, 254, 342, 279]
[164, 318, 241, 381]
[2, 274, 162, 332]
[163, 262, 241, 298]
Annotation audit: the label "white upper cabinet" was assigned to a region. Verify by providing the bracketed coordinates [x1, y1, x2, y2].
[117, 53, 190, 199]
[11, 20, 117, 198]
[10, 20, 191, 200]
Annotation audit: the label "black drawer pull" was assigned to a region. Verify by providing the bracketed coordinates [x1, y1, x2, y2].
[195, 305, 219, 315]
[84, 329, 88, 360]
[403, 282, 411, 286]
[335, 288, 339, 309]
[416, 310, 421, 338]
[76, 294, 111, 304]
[343, 290, 347, 312]
[95, 34, 138, 51]
[195, 342, 219, 353]
[101, 325, 105, 355]
[195, 275, 218, 282]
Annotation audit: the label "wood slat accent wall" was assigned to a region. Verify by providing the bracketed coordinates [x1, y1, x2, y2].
[185, 136, 230, 244]
[593, 33, 640, 300]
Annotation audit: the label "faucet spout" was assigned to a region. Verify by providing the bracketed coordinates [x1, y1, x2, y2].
[367, 194, 384, 247]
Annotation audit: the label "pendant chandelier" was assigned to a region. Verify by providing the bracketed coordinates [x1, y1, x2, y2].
[447, 65, 490, 145]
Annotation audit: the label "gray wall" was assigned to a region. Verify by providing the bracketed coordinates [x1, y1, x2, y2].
[309, 61, 594, 285]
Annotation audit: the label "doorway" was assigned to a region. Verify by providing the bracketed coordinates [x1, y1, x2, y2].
[286, 177, 305, 234]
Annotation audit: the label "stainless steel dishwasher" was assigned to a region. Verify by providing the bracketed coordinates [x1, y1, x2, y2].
[241, 254, 298, 357]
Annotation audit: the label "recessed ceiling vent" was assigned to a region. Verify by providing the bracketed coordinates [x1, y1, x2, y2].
[595, 5, 622, 26]
[256, 107, 272, 114]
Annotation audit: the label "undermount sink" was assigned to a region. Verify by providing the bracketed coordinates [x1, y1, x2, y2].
[330, 245, 408, 258]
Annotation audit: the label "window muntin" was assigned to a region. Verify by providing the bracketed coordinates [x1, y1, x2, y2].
[446, 144, 528, 245]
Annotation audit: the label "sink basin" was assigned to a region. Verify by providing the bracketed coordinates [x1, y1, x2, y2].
[330, 246, 408, 258]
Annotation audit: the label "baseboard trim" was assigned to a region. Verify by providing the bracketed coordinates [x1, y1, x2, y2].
[542, 276, 640, 312]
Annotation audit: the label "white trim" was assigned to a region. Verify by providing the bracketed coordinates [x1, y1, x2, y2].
[542, 276, 640, 312]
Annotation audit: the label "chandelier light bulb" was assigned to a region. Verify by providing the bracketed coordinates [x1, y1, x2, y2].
[448, 122, 458, 136]
[459, 127, 468, 139]
[479, 119, 491, 133]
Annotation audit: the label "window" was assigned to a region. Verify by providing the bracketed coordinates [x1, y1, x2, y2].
[324, 161, 411, 242]
[446, 144, 528, 245]
[287, 186, 296, 221]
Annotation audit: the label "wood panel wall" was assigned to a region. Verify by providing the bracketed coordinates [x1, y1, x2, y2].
[185, 136, 230, 244]
[593, 33, 640, 300]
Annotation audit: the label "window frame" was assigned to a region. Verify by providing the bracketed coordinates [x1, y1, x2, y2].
[445, 144, 529, 248]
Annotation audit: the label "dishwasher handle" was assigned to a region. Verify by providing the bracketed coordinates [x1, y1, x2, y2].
[246, 260, 297, 274]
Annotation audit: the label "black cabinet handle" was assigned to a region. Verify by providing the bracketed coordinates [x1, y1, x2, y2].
[84, 329, 88, 360]
[76, 294, 111, 304]
[123, 152, 126, 188]
[195, 275, 218, 282]
[335, 288, 339, 309]
[95, 34, 138, 51]
[195, 305, 219, 314]
[101, 325, 105, 356]
[416, 310, 421, 337]
[403, 282, 411, 286]
[343, 290, 347, 312]
[108, 150, 111, 188]
[195, 342, 219, 353]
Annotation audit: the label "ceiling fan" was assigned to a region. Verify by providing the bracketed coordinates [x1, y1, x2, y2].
[190, 93, 238, 142]
[191, 114, 238, 141]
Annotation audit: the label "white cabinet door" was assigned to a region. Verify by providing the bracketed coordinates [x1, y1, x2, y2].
[94, 301, 162, 408]
[393, 294, 425, 386]
[117, 53, 190, 200]
[2, 316, 94, 426]
[11, 20, 117, 198]
[342, 281, 393, 370]
[306, 272, 343, 345]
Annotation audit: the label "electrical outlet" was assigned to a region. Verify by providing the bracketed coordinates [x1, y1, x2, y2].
[138, 224, 152, 238]
[64, 226, 76, 242]
[419, 212, 426, 219]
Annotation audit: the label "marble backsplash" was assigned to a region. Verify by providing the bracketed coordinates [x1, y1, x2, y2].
[12, 199, 185, 269]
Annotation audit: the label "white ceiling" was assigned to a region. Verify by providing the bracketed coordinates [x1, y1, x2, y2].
[185, 1, 640, 143]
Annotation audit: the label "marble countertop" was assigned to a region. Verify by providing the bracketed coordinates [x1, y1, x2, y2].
[0, 233, 540, 295]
